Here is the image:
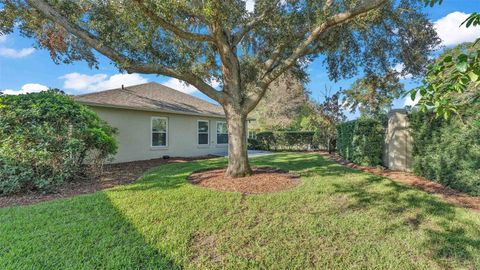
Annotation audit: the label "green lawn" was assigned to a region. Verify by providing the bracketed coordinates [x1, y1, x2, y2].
[1, 153, 479, 269]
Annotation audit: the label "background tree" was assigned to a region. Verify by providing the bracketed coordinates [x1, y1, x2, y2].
[1, 0, 439, 177]
[249, 73, 308, 131]
[294, 88, 345, 152]
[342, 71, 404, 118]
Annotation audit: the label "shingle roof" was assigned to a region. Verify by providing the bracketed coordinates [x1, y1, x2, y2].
[74, 82, 225, 117]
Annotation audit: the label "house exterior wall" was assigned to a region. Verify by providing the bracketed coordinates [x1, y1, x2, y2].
[383, 109, 413, 172]
[89, 106, 228, 163]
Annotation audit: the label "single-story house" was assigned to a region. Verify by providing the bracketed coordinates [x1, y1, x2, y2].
[74, 82, 231, 163]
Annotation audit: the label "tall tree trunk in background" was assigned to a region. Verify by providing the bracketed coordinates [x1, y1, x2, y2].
[225, 109, 252, 177]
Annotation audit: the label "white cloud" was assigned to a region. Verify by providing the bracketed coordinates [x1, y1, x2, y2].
[393, 63, 413, 79]
[404, 93, 421, 107]
[59, 73, 148, 93]
[1, 83, 48, 95]
[0, 34, 35, 58]
[0, 47, 35, 58]
[162, 78, 221, 94]
[434, 12, 480, 46]
[163, 78, 199, 94]
[245, 0, 255, 12]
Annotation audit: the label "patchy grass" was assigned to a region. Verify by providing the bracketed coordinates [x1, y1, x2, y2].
[1, 153, 479, 269]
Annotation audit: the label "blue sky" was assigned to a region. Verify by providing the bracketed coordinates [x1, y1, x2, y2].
[0, 0, 479, 119]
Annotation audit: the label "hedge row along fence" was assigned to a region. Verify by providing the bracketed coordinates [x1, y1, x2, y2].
[336, 119, 385, 166]
[250, 131, 315, 151]
[408, 109, 480, 196]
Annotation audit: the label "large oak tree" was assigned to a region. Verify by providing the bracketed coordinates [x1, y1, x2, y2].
[1, 0, 439, 177]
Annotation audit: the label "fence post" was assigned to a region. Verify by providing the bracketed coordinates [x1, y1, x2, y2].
[383, 109, 413, 171]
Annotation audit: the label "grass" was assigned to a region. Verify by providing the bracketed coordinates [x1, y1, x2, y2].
[1, 153, 479, 269]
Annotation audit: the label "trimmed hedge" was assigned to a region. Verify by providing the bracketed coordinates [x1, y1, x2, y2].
[255, 131, 314, 151]
[336, 119, 385, 166]
[409, 110, 480, 195]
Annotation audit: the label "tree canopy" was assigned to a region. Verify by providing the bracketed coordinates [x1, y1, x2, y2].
[342, 71, 403, 118]
[249, 73, 308, 131]
[1, 0, 438, 106]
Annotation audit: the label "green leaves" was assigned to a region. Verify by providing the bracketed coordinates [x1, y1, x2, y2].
[408, 109, 480, 195]
[411, 42, 480, 119]
[460, 12, 480, 28]
[422, 0, 443, 7]
[468, 71, 479, 82]
[342, 72, 404, 118]
[336, 119, 385, 166]
[0, 91, 117, 194]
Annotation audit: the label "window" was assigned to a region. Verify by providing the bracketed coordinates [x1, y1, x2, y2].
[197, 120, 209, 145]
[151, 117, 168, 147]
[216, 121, 228, 144]
[248, 131, 256, 139]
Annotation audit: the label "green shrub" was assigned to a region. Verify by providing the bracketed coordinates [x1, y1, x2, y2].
[336, 119, 385, 166]
[409, 109, 480, 195]
[256, 131, 314, 151]
[0, 90, 117, 194]
[247, 138, 261, 150]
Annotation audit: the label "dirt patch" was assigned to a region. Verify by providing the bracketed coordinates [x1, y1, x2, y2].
[189, 232, 222, 264]
[318, 151, 480, 212]
[188, 167, 300, 194]
[0, 156, 215, 208]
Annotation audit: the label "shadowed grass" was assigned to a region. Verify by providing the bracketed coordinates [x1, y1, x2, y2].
[1, 153, 479, 269]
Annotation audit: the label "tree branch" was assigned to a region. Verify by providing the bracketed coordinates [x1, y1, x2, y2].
[133, 0, 214, 43]
[26, 0, 224, 102]
[245, 0, 387, 112]
[324, 0, 334, 12]
[233, 8, 270, 45]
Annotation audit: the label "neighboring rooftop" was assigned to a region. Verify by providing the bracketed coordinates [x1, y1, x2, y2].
[74, 82, 225, 117]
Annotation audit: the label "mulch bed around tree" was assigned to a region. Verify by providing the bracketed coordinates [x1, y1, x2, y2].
[188, 167, 301, 194]
[318, 151, 480, 212]
[0, 156, 215, 208]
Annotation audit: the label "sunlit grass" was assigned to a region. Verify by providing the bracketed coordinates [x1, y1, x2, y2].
[1, 153, 479, 269]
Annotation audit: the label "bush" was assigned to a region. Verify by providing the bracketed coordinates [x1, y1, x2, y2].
[409, 109, 480, 195]
[336, 119, 385, 166]
[247, 138, 261, 150]
[256, 131, 314, 151]
[0, 90, 117, 194]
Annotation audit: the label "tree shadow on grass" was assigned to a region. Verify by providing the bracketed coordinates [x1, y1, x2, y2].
[113, 153, 349, 194]
[110, 158, 229, 193]
[0, 192, 180, 269]
[332, 174, 480, 268]
[251, 153, 362, 177]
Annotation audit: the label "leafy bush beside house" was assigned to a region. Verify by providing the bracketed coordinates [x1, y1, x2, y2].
[336, 119, 385, 166]
[409, 109, 480, 195]
[0, 90, 117, 194]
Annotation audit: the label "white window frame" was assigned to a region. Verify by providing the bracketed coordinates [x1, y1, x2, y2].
[216, 121, 228, 145]
[197, 120, 210, 146]
[151, 116, 168, 148]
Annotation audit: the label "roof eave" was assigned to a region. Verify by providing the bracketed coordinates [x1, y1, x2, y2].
[77, 101, 227, 119]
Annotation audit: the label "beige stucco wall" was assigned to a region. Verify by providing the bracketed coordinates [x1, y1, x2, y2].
[383, 109, 413, 171]
[89, 106, 228, 163]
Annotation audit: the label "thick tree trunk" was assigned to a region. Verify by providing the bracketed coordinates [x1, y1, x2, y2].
[225, 111, 252, 177]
